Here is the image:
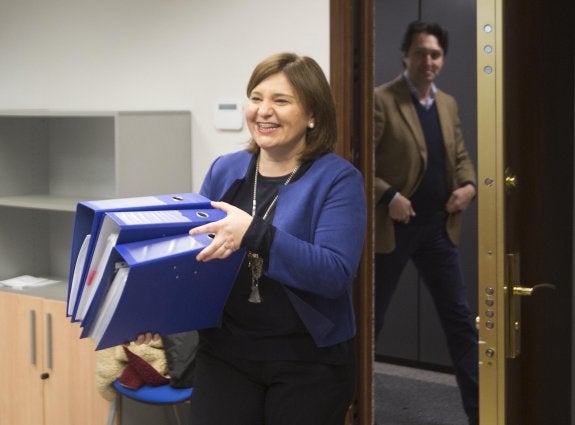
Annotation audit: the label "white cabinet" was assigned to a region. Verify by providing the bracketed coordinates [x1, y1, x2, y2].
[0, 110, 192, 282]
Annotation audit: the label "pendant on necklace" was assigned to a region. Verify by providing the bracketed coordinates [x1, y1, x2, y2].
[247, 156, 300, 304]
[247, 252, 264, 303]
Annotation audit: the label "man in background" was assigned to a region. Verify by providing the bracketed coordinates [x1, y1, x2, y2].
[373, 21, 478, 425]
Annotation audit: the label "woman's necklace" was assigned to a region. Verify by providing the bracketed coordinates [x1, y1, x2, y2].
[247, 157, 300, 303]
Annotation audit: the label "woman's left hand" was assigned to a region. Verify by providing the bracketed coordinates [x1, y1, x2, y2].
[189, 201, 252, 261]
[133, 332, 161, 345]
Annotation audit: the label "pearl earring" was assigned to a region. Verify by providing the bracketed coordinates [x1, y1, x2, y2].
[308, 122, 315, 129]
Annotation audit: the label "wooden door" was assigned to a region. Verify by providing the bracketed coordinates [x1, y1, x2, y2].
[477, 0, 574, 423]
[0, 292, 45, 425]
[43, 298, 110, 425]
[0, 293, 110, 425]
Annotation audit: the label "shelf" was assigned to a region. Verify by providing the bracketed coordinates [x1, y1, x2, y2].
[0, 110, 192, 282]
[0, 195, 83, 212]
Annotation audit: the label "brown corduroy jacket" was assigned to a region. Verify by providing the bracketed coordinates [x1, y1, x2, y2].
[373, 75, 476, 254]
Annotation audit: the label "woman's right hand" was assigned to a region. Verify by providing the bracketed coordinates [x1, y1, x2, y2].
[189, 201, 253, 261]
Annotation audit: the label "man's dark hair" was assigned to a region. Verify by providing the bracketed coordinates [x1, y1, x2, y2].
[400, 21, 449, 56]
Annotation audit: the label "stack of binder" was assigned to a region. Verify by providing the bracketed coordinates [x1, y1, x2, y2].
[66, 193, 244, 350]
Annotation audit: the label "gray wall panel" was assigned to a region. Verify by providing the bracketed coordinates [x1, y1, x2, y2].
[374, 0, 418, 86]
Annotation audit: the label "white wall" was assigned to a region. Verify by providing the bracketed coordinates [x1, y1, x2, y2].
[0, 0, 330, 191]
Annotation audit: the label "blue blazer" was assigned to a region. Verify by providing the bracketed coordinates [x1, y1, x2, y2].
[200, 150, 367, 347]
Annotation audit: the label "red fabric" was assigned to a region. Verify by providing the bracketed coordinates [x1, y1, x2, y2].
[119, 364, 145, 390]
[119, 346, 169, 390]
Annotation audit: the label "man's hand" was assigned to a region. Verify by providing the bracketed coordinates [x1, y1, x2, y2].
[445, 184, 476, 213]
[389, 193, 416, 224]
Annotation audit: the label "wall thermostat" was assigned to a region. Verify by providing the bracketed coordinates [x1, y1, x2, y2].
[214, 100, 243, 131]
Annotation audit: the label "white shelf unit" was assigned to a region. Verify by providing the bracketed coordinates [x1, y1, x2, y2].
[0, 110, 192, 285]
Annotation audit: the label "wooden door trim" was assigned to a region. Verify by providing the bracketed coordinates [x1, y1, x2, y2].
[330, 1, 374, 424]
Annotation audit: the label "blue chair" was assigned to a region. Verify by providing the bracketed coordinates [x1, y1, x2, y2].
[106, 379, 193, 425]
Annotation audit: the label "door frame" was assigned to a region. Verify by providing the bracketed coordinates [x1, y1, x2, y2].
[331, 1, 574, 424]
[476, 0, 505, 422]
[330, 1, 374, 424]
[329, 1, 506, 423]
[329, 1, 485, 423]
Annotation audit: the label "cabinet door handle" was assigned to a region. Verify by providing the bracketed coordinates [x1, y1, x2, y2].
[45, 313, 53, 370]
[30, 309, 37, 366]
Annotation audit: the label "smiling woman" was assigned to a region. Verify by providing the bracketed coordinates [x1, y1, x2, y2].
[180, 52, 368, 425]
[244, 72, 312, 171]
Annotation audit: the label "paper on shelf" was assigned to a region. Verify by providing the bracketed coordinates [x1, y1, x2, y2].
[0, 275, 60, 289]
